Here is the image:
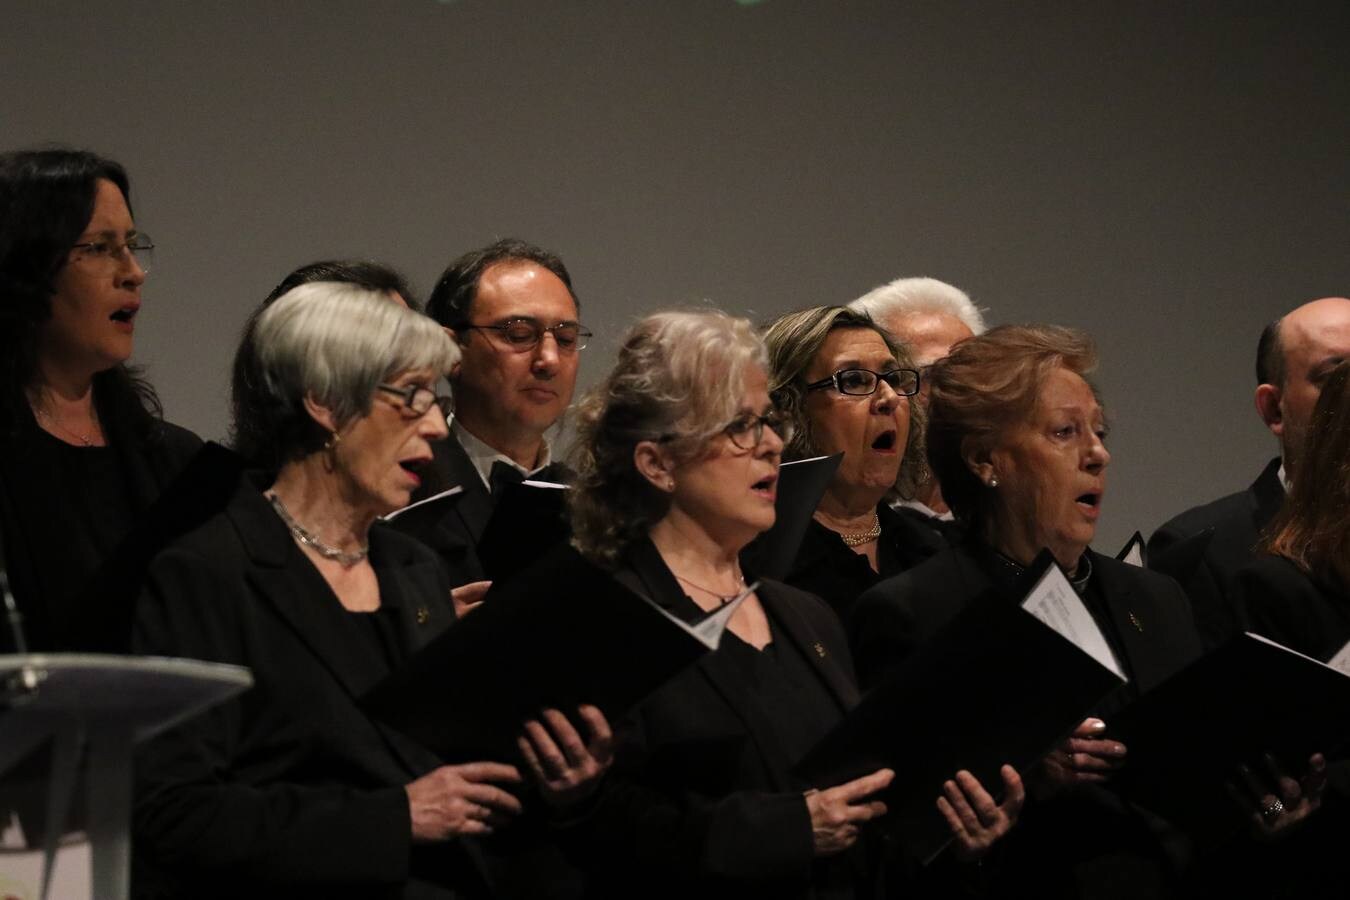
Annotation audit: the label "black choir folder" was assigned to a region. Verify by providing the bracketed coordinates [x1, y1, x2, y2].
[794, 554, 1127, 864]
[745, 453, 844, 580]
[383, 480, 570, 582]
[477, 480, 570, 581]
[364, 544, 754, 759]
[1112, 632, 1350, 836]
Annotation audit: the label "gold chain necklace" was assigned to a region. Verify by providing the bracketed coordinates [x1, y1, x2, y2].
[839, 512, 882, 547]
[33, 404, 98, 447]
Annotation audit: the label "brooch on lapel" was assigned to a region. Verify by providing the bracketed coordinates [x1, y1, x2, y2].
[416, 606, 431, 626]
[1128, 611, 1143, 633]
[813, 641, 827, 659]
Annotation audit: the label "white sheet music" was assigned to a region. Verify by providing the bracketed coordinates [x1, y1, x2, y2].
[380, 485, 463, 521]
[1021, 564, 1126, 680]
[1322, 639, 1350, 677]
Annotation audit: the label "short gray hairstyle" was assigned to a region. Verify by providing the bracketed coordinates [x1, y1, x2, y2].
[849, 276, 987, 335]
[236, 282, 458, 471]
[569, 309, 767, 566]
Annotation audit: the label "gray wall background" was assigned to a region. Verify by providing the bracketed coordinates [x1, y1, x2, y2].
[4, 0, 1347, 551]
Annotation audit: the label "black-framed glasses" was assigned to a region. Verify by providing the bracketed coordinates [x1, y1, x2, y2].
[722, 410, 795, 451]
[70, 233, 155, 274]
[377, 383, 453, 418]
[805, 367, 920, 397]
[462, 318, 592, 353]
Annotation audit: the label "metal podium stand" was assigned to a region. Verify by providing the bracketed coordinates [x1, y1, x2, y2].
[0, 654, 252, 900]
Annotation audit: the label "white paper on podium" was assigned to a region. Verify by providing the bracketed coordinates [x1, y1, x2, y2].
[1021, 564, 1126, 680]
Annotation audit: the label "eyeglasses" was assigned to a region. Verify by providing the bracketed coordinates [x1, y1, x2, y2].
[805, 367, 920, 397]
[377, 383, 454, 418]
[461, 318, 592, 353]
[721, 410, 795, 451]
[70, 233, 155, 274]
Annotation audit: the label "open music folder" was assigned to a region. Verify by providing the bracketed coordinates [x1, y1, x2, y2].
[795, 552, 1127, 863]
[363, 544, 755, 760]
[1112, 631, 1350, 838]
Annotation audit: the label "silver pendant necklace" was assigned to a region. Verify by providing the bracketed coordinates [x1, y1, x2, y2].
[267, 493, 368, 566]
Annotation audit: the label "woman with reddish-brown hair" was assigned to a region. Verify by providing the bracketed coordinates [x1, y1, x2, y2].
[1240, 361, 1350, 659]
[850, 324, 1204, 899]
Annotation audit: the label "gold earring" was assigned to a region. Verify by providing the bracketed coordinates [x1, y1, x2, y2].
[323, 431, 341, 452]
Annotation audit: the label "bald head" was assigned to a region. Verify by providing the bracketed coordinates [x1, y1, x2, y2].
[1255, 296, 1350, 478]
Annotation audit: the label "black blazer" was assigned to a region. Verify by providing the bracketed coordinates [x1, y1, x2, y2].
[561, 537, 869, 900]
[1148, 458, 1285, 648]
[849, 542, 1203, 900]
[402, 433, 569, 587]
[131, 479, 488, 899]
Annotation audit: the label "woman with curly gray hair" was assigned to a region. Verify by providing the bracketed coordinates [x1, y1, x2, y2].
[760, 306, 947, 625]
[562, 309, 1015, 899]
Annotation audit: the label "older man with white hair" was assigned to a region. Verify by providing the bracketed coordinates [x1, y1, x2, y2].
[850, 276, 986, 526]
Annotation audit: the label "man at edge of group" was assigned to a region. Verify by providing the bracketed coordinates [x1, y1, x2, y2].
[1148, 295, 1350, 647]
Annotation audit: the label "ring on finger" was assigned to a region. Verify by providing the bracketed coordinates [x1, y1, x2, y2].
[1260, 797, 1285, 823]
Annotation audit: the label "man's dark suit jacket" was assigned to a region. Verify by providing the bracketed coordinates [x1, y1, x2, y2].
[560, 537, 872, 900]
[1146, 457, 1284, 648]
[399, 433, 569, 588]
[849, 542, 1203, 900]
[131, 479, 489, 899]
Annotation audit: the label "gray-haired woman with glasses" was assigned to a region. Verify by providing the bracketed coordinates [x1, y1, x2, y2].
[0, 148, 199, 653]
[133, 282, 611, 898]
[761, 306, 947, 627]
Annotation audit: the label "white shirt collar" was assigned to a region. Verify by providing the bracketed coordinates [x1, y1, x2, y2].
[894, 497, 957, 522]
[450, 416, 552, 491]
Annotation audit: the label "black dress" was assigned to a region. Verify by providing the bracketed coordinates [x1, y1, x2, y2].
[557, 536, 874, 900]
[0, 402, 200, 651]
[783, 503, 949, 626]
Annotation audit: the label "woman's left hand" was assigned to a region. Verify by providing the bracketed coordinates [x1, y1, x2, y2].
[938, 765, 1024, 862]
[517, 705, 615, 809]
[1230, 752, 1327, 842]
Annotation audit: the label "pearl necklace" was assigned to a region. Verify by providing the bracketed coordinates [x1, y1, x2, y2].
[267, 493, 368, 566]
[839, 512, 882, 547]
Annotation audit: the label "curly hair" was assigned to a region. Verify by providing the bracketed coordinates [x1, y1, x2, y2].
[761, 305, 926, 500]
[926, 324, 1098, 527]
[568, 310, 766, 567]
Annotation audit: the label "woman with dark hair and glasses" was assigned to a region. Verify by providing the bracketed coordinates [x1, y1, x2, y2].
[760, 306, 947, 626]
[0, 147, 200, 652]
[133, 282, 610, 898]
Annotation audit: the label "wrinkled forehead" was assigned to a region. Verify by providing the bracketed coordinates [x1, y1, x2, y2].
[1033, 366, 1105, 420]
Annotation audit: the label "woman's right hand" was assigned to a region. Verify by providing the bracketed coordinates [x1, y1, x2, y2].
[405, 762, 523, 842]
[806, 767, 894, 856]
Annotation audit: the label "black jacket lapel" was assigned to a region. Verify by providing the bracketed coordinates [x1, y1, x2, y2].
[756, 583, 858, 713]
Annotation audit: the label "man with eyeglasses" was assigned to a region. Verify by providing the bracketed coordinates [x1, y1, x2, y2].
[402, 239, 587, 601]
